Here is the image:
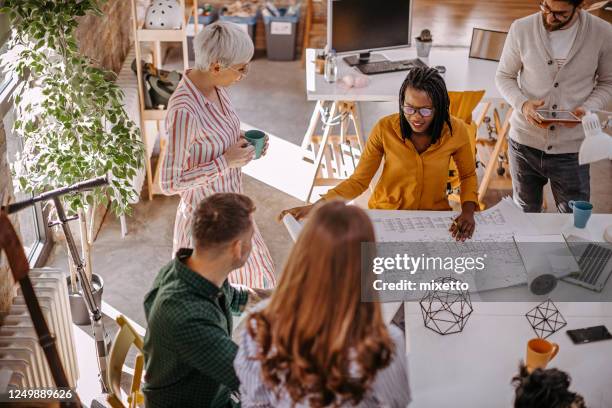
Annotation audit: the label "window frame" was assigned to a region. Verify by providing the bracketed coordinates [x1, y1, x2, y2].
[0, 68, 52, 268]
[0, 10, 11, 96]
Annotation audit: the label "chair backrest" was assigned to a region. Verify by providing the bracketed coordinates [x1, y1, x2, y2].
[107, 315, 145, 408]
[447, 90, 487, 203]
[448, 90, 486, 125]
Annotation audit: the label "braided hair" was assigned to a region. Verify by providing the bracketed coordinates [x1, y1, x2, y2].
[398, 66, 452, 144]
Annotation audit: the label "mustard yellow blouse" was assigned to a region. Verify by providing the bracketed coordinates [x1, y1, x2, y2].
[323, 113, 478, 210]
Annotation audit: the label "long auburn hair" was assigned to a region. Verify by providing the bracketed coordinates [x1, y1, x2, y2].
[247, 201, 394, 407]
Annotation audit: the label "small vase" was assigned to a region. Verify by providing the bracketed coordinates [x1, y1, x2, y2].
[66, 273, 104, 325]
[415, 39, 433, 58]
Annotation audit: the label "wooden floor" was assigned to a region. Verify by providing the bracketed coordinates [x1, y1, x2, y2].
[411, 0, 539, 46]
[305, 0, 540, 49]
[307, 0, 599, 48]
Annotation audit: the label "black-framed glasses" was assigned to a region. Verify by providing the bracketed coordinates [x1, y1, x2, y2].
[402, 105, 434, 117]
[539, 1, 574, 21]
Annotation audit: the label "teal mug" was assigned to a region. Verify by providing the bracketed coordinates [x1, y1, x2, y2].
[244, 130, 266, 159]
[569, 200, 593, 228]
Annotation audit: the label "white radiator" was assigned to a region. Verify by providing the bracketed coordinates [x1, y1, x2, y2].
[0, 268, 79, 388]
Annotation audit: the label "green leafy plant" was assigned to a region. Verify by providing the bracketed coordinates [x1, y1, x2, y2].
[0, 0, 144, 217]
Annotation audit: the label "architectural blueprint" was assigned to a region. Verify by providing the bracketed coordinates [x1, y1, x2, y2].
[283, 198, 543, 293]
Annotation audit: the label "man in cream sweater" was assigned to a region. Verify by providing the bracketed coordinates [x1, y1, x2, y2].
[496, 0, 612, 213]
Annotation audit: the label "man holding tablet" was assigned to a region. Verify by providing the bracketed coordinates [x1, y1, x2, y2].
[496, 0, 612, 213]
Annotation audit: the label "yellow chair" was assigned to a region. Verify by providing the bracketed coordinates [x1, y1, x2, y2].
[447, 90, 489, 208]
[107, 315, 145, 408]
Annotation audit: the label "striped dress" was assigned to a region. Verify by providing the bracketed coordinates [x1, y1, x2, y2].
[160, 71, 276, 289]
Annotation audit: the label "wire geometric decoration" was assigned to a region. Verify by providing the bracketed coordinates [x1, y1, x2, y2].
[419, 276, 473, 335]
[525, 299, 567, 339]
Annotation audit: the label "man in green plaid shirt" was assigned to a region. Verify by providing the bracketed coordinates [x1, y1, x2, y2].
[143, 193, 261, 408]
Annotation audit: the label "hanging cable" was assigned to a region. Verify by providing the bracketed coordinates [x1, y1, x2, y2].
[318, 103, 350, 126]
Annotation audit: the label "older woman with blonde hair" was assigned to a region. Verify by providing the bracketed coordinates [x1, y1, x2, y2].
[160, 21, 276, 288]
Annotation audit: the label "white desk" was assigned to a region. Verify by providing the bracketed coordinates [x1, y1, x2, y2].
[405, 302, 612, 408]
[284, 210, 612, 406]
[305, 47, 502, 102]
[381, 213, 612, 408]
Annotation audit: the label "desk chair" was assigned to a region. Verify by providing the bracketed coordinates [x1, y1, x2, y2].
[107, 316, 145, 408]
[447, 90, 489, 208]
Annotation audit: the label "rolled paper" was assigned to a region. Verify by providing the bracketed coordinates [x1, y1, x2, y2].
[528, 273, 557, 295]
[282, 214, 302, 242]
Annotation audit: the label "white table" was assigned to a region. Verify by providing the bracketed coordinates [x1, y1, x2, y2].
[284, 209, 612, 406]
[381, 213, 612, 408]
[305, 47, 502, 102]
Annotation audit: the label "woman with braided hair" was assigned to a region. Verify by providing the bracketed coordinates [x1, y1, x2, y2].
[282, 67, 479, 241]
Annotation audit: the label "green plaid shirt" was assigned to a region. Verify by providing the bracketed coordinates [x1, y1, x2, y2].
[143, 249, 249, 408]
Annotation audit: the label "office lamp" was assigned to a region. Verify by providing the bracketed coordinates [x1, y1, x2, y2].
[579, 110, 612, 165]
[579, 110, 612, 244]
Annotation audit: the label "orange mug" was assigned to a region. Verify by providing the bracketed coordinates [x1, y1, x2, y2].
[526, 338, 559, 371]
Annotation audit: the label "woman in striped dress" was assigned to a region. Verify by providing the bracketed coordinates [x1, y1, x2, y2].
[160, 21, 276, 288]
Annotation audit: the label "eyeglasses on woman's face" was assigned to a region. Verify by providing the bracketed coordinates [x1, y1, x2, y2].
[402, 105, 434, 117]
[226, 63, 250, 78]
[539, 1, 574, 21]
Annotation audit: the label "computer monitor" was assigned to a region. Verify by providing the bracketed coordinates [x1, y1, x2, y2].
[327, 0, 413, 66]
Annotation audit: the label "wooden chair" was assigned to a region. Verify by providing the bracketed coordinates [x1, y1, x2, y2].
[447, 90, 490, 207]
[476, 107, 514, 207]
[302, 101, 365, 203]
[107, 315, 145, 408]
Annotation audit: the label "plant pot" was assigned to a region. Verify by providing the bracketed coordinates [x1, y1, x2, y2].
[66, 273, 104, 325]
[415, 39, 433, 58]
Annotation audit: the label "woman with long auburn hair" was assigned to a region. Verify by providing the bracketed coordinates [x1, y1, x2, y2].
[234, 201, 411, 407]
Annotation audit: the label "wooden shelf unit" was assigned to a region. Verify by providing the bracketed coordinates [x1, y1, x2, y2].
[301, 0, 328, 66]
[129, 0, 199, 200]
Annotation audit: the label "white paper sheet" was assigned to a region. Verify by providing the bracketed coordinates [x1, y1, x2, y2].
[370, 197, 537, 243]
[282, 199, 544, 292]
[283, 198, 537, 244]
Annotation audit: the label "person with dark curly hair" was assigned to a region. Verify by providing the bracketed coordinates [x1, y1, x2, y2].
[513, 363, 586, 408]
[235, 201, 411, 407]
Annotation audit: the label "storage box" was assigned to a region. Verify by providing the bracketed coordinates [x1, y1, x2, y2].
[263, 8, 300, 61]
[218, 12, 258, 43]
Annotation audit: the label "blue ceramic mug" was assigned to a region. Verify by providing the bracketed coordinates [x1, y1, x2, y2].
[569, 200, 593, 228]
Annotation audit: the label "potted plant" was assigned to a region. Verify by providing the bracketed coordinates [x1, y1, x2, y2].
[0, 0, 144, 323]
[415, 29, 433, 58]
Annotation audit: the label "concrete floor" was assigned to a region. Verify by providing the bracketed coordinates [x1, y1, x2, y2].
[46, 57, 612, 329]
